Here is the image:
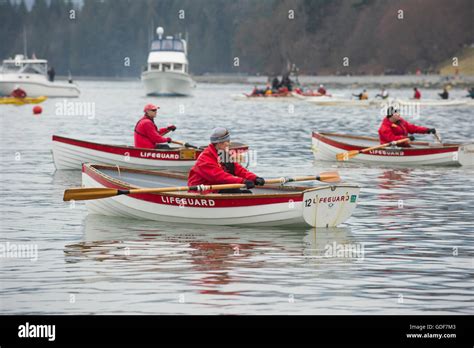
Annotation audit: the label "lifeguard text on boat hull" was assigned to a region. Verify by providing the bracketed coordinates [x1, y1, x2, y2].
[81, 164, 360, 228]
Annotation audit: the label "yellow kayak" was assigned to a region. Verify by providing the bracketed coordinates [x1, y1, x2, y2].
[0, 96, 48, 105]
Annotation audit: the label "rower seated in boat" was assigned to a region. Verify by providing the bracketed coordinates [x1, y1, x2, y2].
[187, 127, 265, 194]
[134, 103, 176, 149]
[10, 85, 27, 99]
[378, 106, 436, 147]
[353, 89, 368, 100]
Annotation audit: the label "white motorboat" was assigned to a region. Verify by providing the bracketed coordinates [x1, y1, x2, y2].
[141, 27, 195, 96]
[0, 55, 80, 97]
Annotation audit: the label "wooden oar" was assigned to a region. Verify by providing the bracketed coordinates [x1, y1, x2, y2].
[336, 138, 409, 161]
[160, 129, 199, 149]
[64, 183, 246, 201]
[433, 132, 442, 144]
[63, 172, 340, 202]
[265, 172, 341, 184]
[170, 140, 199, 149]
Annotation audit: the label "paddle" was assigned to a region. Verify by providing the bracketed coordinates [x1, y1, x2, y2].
[433, 132, 443, 144]
[160, 129, 199, 149]
[336, 138, 409, 161]
[265, 172, 340, 185]
[63, 171, 341, 202]
[170, 140, 199, 149]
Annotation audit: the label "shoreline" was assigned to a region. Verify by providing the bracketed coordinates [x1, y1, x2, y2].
[58, 74, 474, 89]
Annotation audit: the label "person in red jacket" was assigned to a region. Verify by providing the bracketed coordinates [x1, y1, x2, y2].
[413, 87, 421, 100]
[10, 85, 27, 98]
[317, 84, 327, 95]
[188, 127, 265, 194]
[378, 107, 436, 147]
[134, 104, 176, 149]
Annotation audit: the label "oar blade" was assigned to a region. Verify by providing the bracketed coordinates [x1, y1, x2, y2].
[63, 187, 119, 201]
[336, 150, 359, 161]
[317, 171, 341, 183]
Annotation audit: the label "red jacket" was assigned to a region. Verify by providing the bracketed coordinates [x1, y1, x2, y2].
[317, 87, 327, 95]
[378, 117, 429, 145]
[11, 88, 27, 98]
[134, 116, 170, 149]
[414, 90, 421, 99]
[188, 144, 257, 193]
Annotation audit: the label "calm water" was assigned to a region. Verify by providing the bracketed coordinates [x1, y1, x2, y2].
[1, 82, 473, 314]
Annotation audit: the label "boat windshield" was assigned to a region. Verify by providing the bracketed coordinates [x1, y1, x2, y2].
[1, 62, 47, 75]
[150, 39, 184, 52]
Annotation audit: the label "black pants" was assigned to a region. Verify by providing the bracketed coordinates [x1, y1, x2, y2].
[155, 144, 171, 149]
[218, 189, 252, 194]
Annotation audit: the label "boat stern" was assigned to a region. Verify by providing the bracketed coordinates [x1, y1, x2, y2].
[302, 185, 360, 227]
[458, 144, 474, 166]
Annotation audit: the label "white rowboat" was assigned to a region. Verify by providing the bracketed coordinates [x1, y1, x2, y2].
[81, 164, 360, 228]
[312, 131, 474, 166]
[52, 135, 248, 171]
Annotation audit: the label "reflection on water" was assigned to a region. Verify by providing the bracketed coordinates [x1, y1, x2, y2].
[1, 82, 473, 314]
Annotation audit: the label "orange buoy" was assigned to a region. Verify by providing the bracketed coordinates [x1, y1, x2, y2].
[33, 105, 42, 115]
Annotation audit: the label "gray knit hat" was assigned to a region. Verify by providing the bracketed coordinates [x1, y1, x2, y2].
[210, 127, 230, 143]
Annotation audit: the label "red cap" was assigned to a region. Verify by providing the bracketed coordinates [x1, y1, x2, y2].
[143, 104, 160, 112]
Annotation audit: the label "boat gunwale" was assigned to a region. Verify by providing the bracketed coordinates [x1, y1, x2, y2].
[53, 134, 249, 154]
[85, 163, 358, 200]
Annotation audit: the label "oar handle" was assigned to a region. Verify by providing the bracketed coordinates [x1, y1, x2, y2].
[359, 138, 409, 153]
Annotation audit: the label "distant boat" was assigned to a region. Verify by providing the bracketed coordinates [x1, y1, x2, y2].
[141, 27, 195, 96]
[0, 55, 80, 98]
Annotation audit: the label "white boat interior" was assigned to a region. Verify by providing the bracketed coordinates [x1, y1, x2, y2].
[98, 167, 306, 195]
[318, 133, 455, 149]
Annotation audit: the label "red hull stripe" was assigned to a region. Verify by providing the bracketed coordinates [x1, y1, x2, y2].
[83, 165, 303, 208]
[312, 132, 458, 156]
[53, 135, 248, 162]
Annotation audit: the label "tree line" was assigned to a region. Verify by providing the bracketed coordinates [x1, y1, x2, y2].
[0, 0, 472, 77]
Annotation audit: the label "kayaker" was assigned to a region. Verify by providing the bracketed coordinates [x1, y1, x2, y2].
[10, 85, 27, 99]
[375, 88, 389, 99]
[378, 106, 436, 147]
[353, 89, 368, 100]
[187, 127, 265, 194]
[317, 84, 327, 95]
[413, 87, 421, 100]
[134, 104, 176, 149]
[439, 87, 449, 100]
